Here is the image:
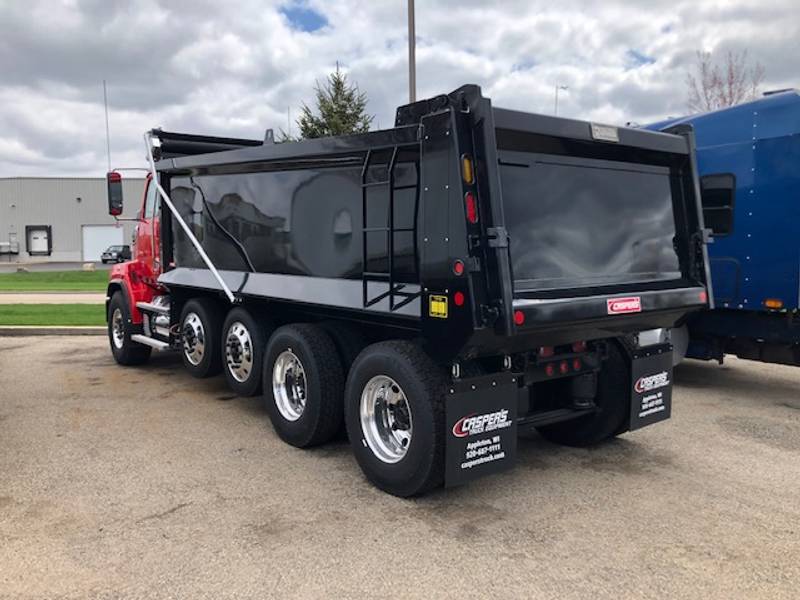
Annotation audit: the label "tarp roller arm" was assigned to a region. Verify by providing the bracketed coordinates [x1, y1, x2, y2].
[143, 131, 237, 304]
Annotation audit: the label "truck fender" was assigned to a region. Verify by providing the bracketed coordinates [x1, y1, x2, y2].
[106, 278, 141, 326]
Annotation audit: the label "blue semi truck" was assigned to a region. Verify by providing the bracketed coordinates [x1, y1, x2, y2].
[650, 90, 800, 366]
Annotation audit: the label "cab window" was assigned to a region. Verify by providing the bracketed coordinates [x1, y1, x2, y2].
[700, 173, 735, 236]
[144, 180, 159, 219]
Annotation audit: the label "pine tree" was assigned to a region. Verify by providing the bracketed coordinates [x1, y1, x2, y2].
[297, 64, 374, 139]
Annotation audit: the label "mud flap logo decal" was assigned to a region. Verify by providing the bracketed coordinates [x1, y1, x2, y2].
[452, 410, 512, 438]
[634, 371, 670, 394]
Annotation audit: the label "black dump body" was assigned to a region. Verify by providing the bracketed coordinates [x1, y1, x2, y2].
[154, 85, 709, 362]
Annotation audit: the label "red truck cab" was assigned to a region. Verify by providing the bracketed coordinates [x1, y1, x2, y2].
[107, 174, 163, 325]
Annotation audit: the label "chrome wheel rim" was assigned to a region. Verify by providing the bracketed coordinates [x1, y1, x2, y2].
[360, 376, 413, 464]
[182, 312, 205, 366]
[225, 321, 253, 383]
[111, 307, 125, 349]
[272, 350, 306, 421]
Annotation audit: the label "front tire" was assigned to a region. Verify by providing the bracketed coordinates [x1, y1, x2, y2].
[536, 341, 630, 447]
[263, 324, 344, 447]
[179, 297, 223, 378]
[107, 291, 151, 366]
[222, 307, 272, 397]
[344, 341, 447, 497]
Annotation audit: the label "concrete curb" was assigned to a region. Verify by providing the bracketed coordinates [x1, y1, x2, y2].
[0, 326, 105, 336]
[0, 291, 105, 295]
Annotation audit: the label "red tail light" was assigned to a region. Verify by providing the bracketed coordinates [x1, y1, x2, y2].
[465, 191, 478, 224]
[453, 291, 465, 306]
[538, 346, 554, 357]
[573, 358, 582, 371]
[545, 363, 555, 377]
[452, 260, 465, 276]
[513, 310, 525, 326]
[559, 360, 569, 375]
[572, 341, 587, 353]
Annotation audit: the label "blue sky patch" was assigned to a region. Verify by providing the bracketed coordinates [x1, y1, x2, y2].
[626, 49, 656, 67]
[512, 58, 537, 72]
[280, 3, 327, 32]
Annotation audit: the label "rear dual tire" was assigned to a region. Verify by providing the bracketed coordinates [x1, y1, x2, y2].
[344, 341, 447, 497]
[179, 298, 223, 378]
[263, 324, 344, 447]
[222, 307, 273, 397]
[536, 341, 630, 447]
[262, 332, 447, 496]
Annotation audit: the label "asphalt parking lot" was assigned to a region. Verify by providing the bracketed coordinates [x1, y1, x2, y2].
[1, 336, 798, 599]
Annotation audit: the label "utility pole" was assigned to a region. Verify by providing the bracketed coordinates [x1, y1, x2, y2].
[408, 0, 416, 102]
[103, 80, 112, 172]
[554, 84, 568, 116]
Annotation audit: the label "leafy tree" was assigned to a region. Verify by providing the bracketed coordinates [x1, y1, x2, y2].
[686, 50, 765, 113]
[297, 65, 373, 138]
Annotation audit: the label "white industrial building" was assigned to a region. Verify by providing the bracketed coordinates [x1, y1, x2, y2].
[0, 177, 146, 264]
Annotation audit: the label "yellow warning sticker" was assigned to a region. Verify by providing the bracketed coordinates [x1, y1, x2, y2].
[429, 294, 448, 319]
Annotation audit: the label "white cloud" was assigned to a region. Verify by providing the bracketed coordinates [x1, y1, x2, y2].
[0, 0, 797, 176]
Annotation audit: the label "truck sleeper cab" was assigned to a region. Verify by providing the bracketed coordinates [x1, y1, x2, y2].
[649, 90, 800, 366]
[105, 85, 709, 497]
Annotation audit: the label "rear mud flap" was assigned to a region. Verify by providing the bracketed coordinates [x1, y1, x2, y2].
[445, 372, 518, 487]
[629, 345, 673, 430]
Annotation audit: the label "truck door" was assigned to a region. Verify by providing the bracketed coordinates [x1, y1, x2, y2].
[135, 176, 162, 281]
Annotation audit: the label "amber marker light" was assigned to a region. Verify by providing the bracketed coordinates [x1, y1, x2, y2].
[461, 154, 475, 185]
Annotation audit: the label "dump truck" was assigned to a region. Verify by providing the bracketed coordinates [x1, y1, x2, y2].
[105, 85, 709, 496]
[649, 90, 800, 366]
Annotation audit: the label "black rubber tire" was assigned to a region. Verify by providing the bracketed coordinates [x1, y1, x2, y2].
[221, 306, 273, 397]
[536, 341, 630, 447]
[107, 291, 151, 366]
[179, 297, 223, 378]
[319, 320, 369, 440]
[263, 324, 344, 447]
[344, 340, 447, 497]
[319, 320, 368, 373]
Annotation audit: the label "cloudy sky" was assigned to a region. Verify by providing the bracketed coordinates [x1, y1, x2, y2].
[0, 0, 797, 177]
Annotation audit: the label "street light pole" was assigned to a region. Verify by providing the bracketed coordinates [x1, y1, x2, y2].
[554, 84, 568, 116]
[408, 0, 416, 103]
[103, 80, 112, 172]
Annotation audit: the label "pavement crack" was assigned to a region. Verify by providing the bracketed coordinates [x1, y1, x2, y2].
[136, 502, 192, 524]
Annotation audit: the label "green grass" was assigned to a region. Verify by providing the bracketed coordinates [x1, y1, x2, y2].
[0, 304, 106, 326]
[0, 270, 108, 292]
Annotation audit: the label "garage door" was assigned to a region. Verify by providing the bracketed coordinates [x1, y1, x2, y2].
[82, 225, 124, 261]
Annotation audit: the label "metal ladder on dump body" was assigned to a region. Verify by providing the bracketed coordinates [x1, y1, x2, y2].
[361, 144, 422, 311]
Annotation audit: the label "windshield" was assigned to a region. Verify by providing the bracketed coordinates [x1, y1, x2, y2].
[499, 151, 682, 292]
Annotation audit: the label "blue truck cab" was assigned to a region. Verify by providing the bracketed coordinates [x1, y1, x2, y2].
[650, 90, 800, 365]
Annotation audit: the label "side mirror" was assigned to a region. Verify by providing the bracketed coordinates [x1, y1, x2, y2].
[107, 171, 124, 216]
[699, 173, 735, 236]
